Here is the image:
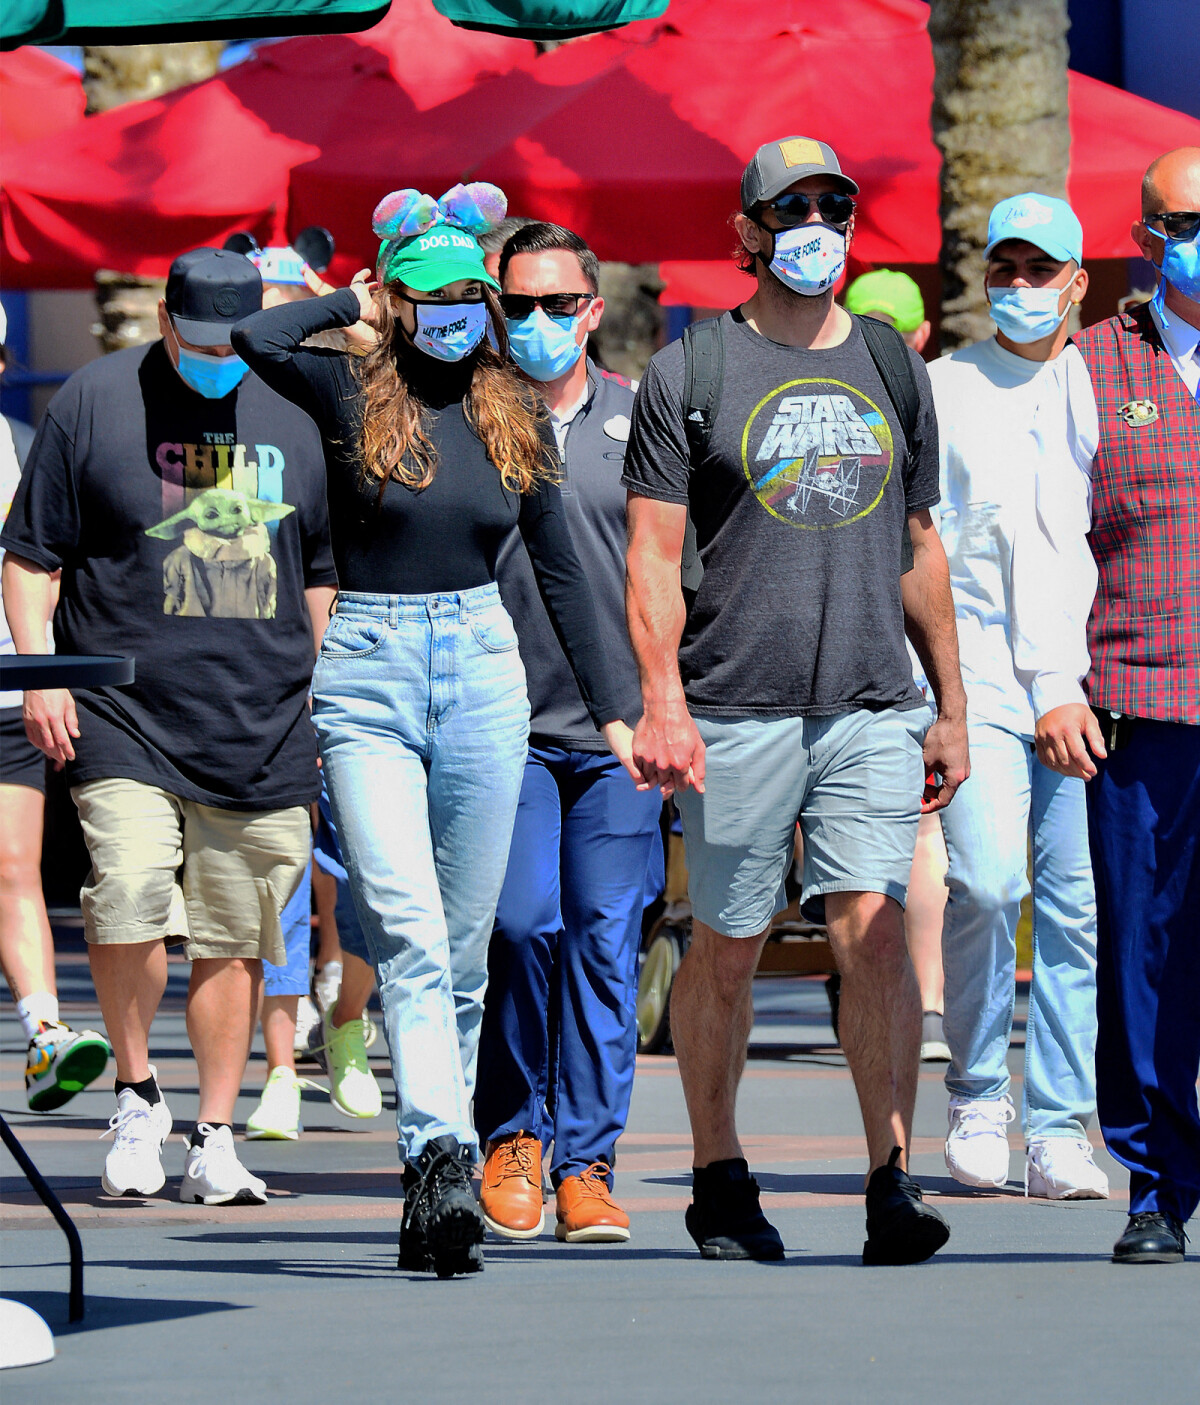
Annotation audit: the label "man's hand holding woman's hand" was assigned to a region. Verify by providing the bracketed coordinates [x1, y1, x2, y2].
[629, 701, 705, 798]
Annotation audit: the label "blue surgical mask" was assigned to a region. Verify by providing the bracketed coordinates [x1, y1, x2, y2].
[505, 308, 584, 381]
[987, 284, 1069, 343]
[412, 301, 488, 362]
[765, 222, 847, 297]
[175, 345, 249, 399]
[1147, 224, 1200, 304]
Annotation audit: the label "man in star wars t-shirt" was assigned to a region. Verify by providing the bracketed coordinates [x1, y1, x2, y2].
[1, 249, 337, 1208]
[623, 136, 969, 1267]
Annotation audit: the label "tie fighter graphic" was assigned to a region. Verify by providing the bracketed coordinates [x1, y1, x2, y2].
[785, 445, 862, 517]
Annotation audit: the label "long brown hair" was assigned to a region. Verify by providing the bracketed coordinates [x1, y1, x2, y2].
[354, 284, 556, 496]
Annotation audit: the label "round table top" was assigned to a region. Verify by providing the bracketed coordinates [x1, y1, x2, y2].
[0, 655, 135, 690]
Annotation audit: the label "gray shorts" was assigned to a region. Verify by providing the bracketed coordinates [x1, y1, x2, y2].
[675, 706, 929, 939]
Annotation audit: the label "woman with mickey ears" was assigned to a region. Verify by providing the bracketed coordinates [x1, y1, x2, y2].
[233, 184, 631, 1278]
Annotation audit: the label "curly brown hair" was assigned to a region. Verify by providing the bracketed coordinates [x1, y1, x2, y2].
[354, 284, 556, 497]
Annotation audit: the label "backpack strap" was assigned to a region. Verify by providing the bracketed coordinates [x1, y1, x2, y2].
[856, 313, 920, 574]
[680, 317, 725, 599]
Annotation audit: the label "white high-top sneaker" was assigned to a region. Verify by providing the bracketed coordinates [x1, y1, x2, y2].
[101, 1078, 173, 1196]
[1025, 1136, 1110, 1200]
[945, 1094, 1015, 1188]
[180, 1124, 268, 1206]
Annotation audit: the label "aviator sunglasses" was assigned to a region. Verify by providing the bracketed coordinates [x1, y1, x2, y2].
[499, 292, 595, 321]
[1148, 210, 1200, 241]
[763, 191, 857, 228]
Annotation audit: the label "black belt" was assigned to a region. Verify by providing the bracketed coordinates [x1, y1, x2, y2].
[1091, 707, 1138, 753]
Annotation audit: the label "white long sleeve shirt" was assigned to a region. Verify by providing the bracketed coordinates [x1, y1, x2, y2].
[927, 336, 1099, 735]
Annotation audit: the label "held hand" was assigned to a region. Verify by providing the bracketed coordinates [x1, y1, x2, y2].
[631, 702, 706, 798]
[23, 688, 79, 770]
[601, 720, 655, 789]
[1035, 704, 1105, 779]
[920, 710, 970, 813]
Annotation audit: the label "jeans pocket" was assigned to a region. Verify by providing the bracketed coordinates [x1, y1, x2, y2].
[320, 615, 387, 659]
[470, 609, 520, 654]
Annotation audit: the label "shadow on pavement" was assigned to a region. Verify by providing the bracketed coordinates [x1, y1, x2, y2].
[6, 1290, 246, 1333]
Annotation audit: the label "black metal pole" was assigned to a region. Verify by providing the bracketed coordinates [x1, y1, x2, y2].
[0, 1113, 84, 1322]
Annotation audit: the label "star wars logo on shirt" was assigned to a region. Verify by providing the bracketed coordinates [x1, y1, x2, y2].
[742, 378, 894, 529]
[146, 433, 291, 619]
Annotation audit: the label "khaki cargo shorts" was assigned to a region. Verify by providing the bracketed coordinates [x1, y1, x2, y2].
[72, 777, 309, 964]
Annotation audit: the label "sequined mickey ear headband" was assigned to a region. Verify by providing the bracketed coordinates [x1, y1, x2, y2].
[371, 182, 508, 240]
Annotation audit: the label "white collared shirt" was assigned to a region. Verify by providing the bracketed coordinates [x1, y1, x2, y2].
[1149, 297, 1200, 398]
[928, 336, 1099, 731]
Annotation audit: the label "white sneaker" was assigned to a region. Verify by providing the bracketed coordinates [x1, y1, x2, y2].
[1025, 1136, 1110, 1200]
[293, 995, 322, 1061]
[100, 1078, 173, 1196]
[945, 1094, 1015, 1188]
[180, 1124, 268, 1205]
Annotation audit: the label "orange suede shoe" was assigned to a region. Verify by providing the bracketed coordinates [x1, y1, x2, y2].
[479, 1132, 545, 1239]
[555, 1162, 631, 1243]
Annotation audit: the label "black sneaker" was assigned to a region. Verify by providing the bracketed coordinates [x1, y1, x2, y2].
[685, 1158, 785, 1260]
[398, 1135, 485, 1278]
[862, 1146, 950, 1266]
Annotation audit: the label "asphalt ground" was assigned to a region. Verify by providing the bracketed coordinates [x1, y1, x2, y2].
[2, 952, 1196, 1404]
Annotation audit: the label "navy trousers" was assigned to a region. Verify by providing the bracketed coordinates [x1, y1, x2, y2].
[1087, 720, 1200, 1222]
[474, 745, 663, 1184]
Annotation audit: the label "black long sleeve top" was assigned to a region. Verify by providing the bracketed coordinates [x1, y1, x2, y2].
[232, 290, 622, 729]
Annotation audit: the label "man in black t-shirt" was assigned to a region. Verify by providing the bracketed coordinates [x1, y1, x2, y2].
[1, 250, 337, 1207]
[623, 137, 969, 1266]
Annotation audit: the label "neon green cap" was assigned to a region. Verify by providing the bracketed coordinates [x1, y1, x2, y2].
[844, 269, 925, 334]
[377, 225, 499, 292]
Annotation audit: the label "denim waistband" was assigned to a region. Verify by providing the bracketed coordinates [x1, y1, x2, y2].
[334, 582, 502, 623]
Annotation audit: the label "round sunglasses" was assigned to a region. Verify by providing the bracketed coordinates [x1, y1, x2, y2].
[499, 292, 595, 321]
[762, 191, 857, 229]
[1149, 210, 1200, 242]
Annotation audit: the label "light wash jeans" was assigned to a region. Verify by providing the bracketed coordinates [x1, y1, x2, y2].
[311, 586, 530, 1163]
[940, 720, 1098, 1140]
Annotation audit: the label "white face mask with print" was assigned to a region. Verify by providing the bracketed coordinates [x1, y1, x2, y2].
[764, 223, 847, 297]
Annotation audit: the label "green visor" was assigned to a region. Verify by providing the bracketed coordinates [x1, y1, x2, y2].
[377, 226, 499, 292]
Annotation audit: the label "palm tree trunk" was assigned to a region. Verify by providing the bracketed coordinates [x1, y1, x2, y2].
[929, 0, 1071, 350]
[83, 44, 225, 352]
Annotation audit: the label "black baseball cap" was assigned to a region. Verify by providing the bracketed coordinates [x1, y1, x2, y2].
[165, 248, 262, 347]
[741, 136, 859, 212]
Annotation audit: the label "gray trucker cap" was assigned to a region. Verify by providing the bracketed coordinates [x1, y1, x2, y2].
[740, 136, 859, 211]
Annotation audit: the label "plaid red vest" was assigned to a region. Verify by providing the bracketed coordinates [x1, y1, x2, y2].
[1073, 304, 1200, 723]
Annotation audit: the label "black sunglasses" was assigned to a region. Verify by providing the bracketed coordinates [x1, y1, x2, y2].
[763, 191, 857, 229]
[1149, 210, 1200, 241]
[499, 292, 595, 321]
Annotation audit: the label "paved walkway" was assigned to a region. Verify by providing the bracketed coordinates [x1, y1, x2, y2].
[2, 955, 1195, 1403]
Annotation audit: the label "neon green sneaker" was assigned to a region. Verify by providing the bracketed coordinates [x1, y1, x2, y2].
[324, 1011, 383, 1119]
[26, 1023, 110, 1112]
[245, 1066, 303, 1140]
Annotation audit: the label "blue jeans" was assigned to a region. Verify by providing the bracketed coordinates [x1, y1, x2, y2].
[940, 721, 1098, 1140]
[473, 746, 663, 1183]
[1088, 721, 1200, 1221]
[311, 586, 530, 1163]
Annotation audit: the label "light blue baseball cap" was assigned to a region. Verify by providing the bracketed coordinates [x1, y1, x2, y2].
[984, 193, 1083, 266]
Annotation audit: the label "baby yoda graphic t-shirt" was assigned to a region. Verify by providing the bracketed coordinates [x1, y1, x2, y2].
[1, 340, 336, 809]
[622, 311, 940, 717]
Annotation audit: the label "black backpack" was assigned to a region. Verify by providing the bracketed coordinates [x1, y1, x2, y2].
[679, 312, 919, 598]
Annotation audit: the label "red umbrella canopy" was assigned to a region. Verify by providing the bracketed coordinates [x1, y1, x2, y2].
[292, 0, 1200, 278]
[0, 0, 530, 288]
[0, 48, 86, 147]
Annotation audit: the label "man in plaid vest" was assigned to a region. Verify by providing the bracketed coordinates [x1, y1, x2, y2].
[1036, 146, 1200, 1265]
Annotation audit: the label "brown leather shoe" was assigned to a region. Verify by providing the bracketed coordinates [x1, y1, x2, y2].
[555, 1162, 631, 1243]
[479, 1132, 544, 1239]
